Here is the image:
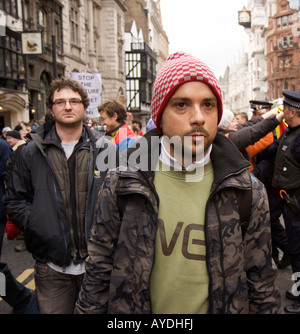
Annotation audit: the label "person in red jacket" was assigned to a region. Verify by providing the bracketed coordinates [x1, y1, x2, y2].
[98, 100, 137, 152]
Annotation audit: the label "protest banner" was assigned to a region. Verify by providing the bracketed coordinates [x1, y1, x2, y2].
[70, 72, 102, 117]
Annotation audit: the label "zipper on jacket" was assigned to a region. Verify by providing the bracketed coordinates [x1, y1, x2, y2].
[52, 175, 69, 267]
[72, 144, 90, 260]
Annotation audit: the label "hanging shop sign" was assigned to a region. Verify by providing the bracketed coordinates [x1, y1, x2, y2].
[21, 32, 43, 55]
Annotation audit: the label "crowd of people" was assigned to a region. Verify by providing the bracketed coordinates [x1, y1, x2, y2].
[0, 51, 300, 314]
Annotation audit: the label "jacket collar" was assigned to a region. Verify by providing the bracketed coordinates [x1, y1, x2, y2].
[33, 122, 96, 145]
[210, 132, 251, 190]
[117, 129, 251, 210]
[123, 128, 250, 185]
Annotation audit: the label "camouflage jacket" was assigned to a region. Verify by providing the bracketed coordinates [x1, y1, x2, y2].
[75, 130, 282, 314]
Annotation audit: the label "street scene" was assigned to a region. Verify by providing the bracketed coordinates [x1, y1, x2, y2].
[0, 0, 300, 316]
[0, 231, 295, 313]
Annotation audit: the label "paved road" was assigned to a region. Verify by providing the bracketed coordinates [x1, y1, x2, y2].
[0, 234, 295, 314]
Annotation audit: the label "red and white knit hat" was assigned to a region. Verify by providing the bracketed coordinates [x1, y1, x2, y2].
[151, 51, 223, 133]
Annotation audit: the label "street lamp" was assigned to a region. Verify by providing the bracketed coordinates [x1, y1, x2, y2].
[0, 103, 4, 111]
[30, 106, 36, 114]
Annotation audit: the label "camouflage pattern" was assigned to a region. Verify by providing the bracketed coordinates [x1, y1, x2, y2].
[75, 130, 282, 314]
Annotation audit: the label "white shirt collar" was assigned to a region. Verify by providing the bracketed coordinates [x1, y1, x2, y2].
[159, 136, 212, 172]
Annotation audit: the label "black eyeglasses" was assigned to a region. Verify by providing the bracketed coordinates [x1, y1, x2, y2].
[52, 99, 83, 109]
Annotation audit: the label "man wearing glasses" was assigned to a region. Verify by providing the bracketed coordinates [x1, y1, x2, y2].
[3, 78, 116, 313]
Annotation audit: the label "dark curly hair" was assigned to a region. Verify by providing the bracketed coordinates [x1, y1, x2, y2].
[46, 77, 90, 110]
[98, 100, 127, 123]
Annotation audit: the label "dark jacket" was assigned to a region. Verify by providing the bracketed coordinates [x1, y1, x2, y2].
[218, 115, 280, 160]
[0, 139, 12, 222]
[3, 123, 117, 267]
[75, 129, 281, 314]
[272, 125, 300, 190]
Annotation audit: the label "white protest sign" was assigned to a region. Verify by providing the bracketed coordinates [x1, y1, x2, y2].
[70, 72, 102, 117]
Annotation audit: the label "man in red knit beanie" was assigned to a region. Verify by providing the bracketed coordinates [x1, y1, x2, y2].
[75, 52, 281, 314]
[151, 51, 223, 133]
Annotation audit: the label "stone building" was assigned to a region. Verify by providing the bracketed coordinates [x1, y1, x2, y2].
[0, 0, 168, 129]
[220, 52, 251, 114]
[221, 0, 299, 114]
[0, 0, 28, 130]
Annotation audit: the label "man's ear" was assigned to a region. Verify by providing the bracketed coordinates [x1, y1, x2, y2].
[113, 112, 118, 121]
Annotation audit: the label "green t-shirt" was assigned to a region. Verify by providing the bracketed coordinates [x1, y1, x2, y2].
[150, 160, 214, 314]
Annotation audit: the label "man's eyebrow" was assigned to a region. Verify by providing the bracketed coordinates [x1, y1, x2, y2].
[169, 97, 190, 102]
[169, 96, 217, 102]
[203, 97, 218, 102]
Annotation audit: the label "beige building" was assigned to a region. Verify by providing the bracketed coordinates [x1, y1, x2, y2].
[220, 52, 251, 114]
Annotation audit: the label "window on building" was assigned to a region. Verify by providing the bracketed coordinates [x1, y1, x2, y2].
[277, 17, 281, 29]
[23, 1, 31, 30]
[70, 7, 79, 45]
[55, 20, 61, 47]
[0, 31, 24, 80]
[277, 37, 281, 48]
[271, 60, 273, 73]
[289, 14, 293, 26]
[38, 9, 47, 45]
[283, 36, 288, 48]
[289, 35, 294, 46]
[0, 0, 18, 18]
[284, 82, 288, 90]
[282, 16, 287, 27]
[39, 10, 46, 29]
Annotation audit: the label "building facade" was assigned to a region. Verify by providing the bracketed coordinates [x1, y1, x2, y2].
[124, 0, 168, 126]
[221, 0, 299, 114]
[0, 0, 168, 130]
[0, 0, 28, 130]
[266, 0, 299, 100]
[220, 52, 251, 114]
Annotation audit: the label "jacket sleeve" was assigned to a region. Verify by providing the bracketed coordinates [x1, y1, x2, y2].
[0, 142, 12, 182]
[3, 145, 33, 231]
[246, 132, 274, 171]
[75, 171, 121, 314]
[244, 175, 282, 314]
[228, 116, 279, 151]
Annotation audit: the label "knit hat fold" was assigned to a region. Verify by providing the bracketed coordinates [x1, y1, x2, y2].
[151, 51, 223, 133]
[7, 130, 21, 140]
